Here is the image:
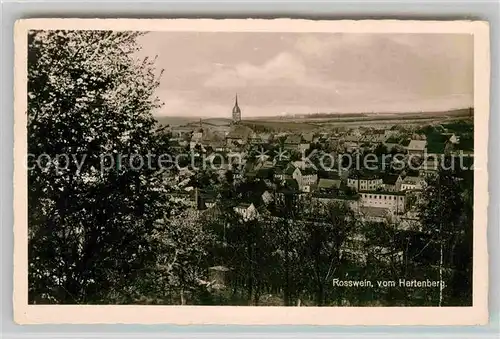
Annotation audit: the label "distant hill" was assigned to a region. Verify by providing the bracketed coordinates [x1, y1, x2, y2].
[154, 108, 473, 130]
[201, 118, 232, 126]
[251, 108, 473, 121]
[154, 116, 199, 127]
[154, 116, 233, 127]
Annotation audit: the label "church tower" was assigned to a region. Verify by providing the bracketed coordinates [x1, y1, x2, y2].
[232, 94, 241, 124]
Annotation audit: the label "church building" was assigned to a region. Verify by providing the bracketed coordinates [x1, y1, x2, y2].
[232, 94, 241, 124]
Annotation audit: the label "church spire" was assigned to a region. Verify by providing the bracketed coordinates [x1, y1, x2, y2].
[232, 93, 241, 124]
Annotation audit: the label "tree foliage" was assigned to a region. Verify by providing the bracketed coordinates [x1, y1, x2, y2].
[28, 30, 173, 303]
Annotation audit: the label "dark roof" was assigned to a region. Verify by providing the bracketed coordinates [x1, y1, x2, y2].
[227, 125, 254, 139]
[302, 133, 314, 143]
[284, 164, 297, 176]
[318, 178, 341, 189]
[348, 171, 381, 180]
[282, 178, 299, 191]
[359, 190, 405, 196]
[285, 134, 302, 144]
[312, 192, 360, 201]
[274, 161, 288, 169]
[236, 202, 252, 209]
[274, 167, 284, 175]
[256, 168, 272, 179]
[383, 174, 400, 185]
[360, 206, 388, 218]
[318, 170, 341, 180]
[302, 167, 317, 176]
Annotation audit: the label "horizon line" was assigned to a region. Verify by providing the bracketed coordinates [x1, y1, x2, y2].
[153, 106, 474, 120]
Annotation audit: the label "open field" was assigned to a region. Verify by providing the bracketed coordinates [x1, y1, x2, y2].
[243, 109, 473, 132]
[155, 108, 473, 131]
[250, 108, 472, 122]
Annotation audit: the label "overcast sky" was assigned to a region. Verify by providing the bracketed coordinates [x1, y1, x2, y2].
[136, 32, 473, 118]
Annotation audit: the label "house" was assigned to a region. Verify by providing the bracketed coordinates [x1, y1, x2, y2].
[234, 203, 259, 221]
[261, 191, 273, 205]
[170, 126, 194, 139]
[302, 132, 314, 143]
[249, 134, 263, 145]
[359, 206, 389, 223]
[210, 140, 226, 152]
[350, 128, 362, 138]
[328, 139, 341, 151]
[273, 167, 286, 181]
[298, 142, 310, 153]
[407, 140, 427, 156]
[291, 167, 303, 185]
[297, 168, 318, 192]
[344, 142, 358, 153]
[347, 172, 383, 192]
[284, 164, 299, 180]
[401, 176, 424, 191]
[293, 160, 307, 170]
[384, 129, 398, 138]
[362, 130, 386, 143]
[284, 134, 302, 151]
[190, 142, 207, 153]
[382, 174, 402, 192]
[192, 130, 203, 142]
[344, 135, 361, 143]
[317, 178, 342, 193]
[311, 192, 360, 211]
[226, 125, 254, 145]
[260, 133, 273, 144]
[359, 191, 406, 214]
[254, 160, 274, 170]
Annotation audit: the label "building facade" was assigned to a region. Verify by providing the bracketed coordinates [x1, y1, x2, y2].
[359, 191, 406, 214]
[347, 174, 383, 191]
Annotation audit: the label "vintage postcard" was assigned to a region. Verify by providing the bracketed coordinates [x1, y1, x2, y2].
[14, 19, 489, 325]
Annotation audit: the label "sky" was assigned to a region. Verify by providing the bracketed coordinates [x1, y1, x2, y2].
[136, 32, 474, 118]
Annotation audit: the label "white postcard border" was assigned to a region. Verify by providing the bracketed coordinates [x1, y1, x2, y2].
[13, 18, 490, 325]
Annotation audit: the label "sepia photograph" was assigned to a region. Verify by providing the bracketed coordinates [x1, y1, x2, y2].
[13, 19, 489, 325]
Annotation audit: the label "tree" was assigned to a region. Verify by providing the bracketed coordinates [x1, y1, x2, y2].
[374, 143, 388, 157]
[147, 212, 215, 305]
[417, 157, 472, 306]
[301, 202, 357, 305]
[27, 30, 172, 303]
